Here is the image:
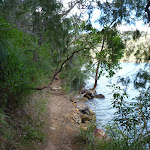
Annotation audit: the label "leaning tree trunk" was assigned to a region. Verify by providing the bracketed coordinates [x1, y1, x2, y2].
[92, 60, 100, 91]
[91, 38, 105, 91]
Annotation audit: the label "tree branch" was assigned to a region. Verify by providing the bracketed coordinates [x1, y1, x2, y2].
[48, 46, 93, 86]
[60, 0, 81, 17]
[33, 45, 95, 90]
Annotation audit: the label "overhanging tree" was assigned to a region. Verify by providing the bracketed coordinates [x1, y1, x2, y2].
[91, 27, 125, 91]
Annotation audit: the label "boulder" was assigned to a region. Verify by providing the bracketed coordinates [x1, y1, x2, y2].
[76, 102, 89, 114]
[84, 93, 94, 99]
[89, 115, 96, 121]
[80, 122, 89, 131]
[94, 128, 107, 139]
[81, 114, 90, 123]
[81, 126, 88, 131]
[84, 121, 91, 124]
[94, 94, 105, 99]
[72, 112, 82, 124]
[70, 94, 89, 103]
[75, 94, 89, 102]
[89, 109, 95, 116]
[80, 89, 94, 99]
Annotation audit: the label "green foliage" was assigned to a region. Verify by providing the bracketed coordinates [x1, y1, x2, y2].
[102, 27, 125, 63]
[134, 68, 150, 89]
[85, 0, 148, 26]
[0, 0, 149, 150]
[60, 55, 91, 92]
[0, 111, 15, 149]
[121, 30, 150, 63]
[0, 19, 28, 108]
[0, 91, 48, 150]
[77, 123, 96, 149]
[23, 125, 45, 142]
[0, 17, 53, 149]
[0, 17, 57, 109]
[110, 74, 150, 150]
[95, 27, 125, 78]
[78, 122, 145, 150]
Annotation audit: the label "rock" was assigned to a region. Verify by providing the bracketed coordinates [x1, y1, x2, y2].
[75, 94, 89, 102]
[80, 89, 94, 99]
[84, 93, 94, 99]
[84, 121, 91, 124]
[94, 94, 105, 99]
[89, 115, 96, 121]
[72, 112, 82, 124]
[94, 128, 107, 139]
[90, 88, 96, 94]
[50, 126, 56, 131]
[72, 103, 77, 106]
[73, 108, 80, 114]
[76, 102, 89, 114]
[79, 97, 89, 102]
[89, 109, 95, 116]
[70, 94, 88, 103]
[81, 114, 90, 123]
[81, 126, 88, 131]
[51, 86, 62, 91]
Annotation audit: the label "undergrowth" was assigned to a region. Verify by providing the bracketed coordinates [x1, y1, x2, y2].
[77, 123, 147, 150]
[0, 90, 49, 150]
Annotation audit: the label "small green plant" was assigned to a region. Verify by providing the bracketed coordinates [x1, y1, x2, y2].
[77, 123, 96, 149]
[78, 123, 123, 150]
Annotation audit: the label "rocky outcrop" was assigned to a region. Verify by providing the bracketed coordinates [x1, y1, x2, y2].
[94, 94, 105, 99]
[80, 89, 94, 99]
[69, 90, 110, 143]
[79, 89, 105, 100]
[81, 114, 90, 123]
[70, 94, 89, 103]
[72, 112, 82, 124]
[76, 102, 89, 114]
[80, 114, 96, 123]
[89, 109, 95, 116]
[70, 96, 96, 131]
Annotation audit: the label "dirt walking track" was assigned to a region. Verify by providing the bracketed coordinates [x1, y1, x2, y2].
[44, 76, 80, 150]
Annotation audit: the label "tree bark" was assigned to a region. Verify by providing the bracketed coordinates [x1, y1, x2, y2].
[92, 38, 105, 91]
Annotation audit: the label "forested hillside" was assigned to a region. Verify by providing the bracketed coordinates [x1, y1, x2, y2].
[0, 0, 150, 149]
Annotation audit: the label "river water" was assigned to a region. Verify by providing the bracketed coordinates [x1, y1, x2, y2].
[85, 63, 149, 129]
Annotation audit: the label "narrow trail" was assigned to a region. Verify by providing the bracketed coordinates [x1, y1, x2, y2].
[45, 76, 80, 150]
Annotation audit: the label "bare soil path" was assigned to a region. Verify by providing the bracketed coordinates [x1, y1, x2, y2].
[45, 76, 80, 150]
